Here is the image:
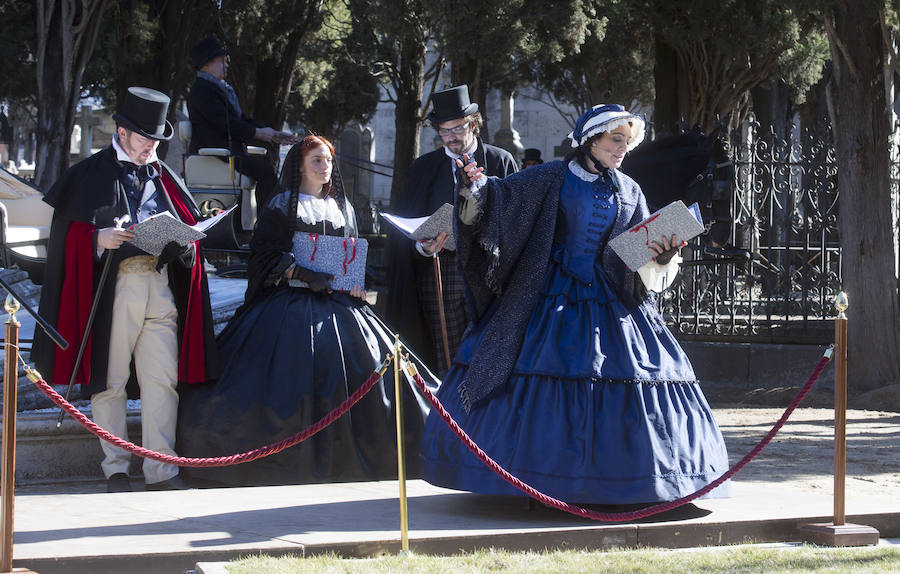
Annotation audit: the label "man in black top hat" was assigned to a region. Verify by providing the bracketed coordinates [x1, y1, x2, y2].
[521, 148, 544, 169]
[32, 87, 218, 493]
[386, 85, 517, 375]
[186, 36, 297, 209]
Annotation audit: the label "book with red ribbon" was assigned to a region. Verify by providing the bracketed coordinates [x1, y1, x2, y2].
[289, 232, 368, 291]
[608, 200, 704, 270]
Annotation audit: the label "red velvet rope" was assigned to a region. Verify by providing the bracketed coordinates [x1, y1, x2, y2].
[24, 358, 388, 468]
[411, 353, 832, 521]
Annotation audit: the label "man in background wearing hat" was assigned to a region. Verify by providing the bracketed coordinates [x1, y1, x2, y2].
[32, 87, 218, 492]
[386, 85, 517, 375]
[521, 148, 544, 170]
[187, 36, 296, 209]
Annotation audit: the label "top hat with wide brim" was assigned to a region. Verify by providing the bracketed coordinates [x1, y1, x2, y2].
[112, 87, 173, 141]
[427, 85, 479, 124]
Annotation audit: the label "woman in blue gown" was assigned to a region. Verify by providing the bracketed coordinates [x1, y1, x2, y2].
[420, 105, 730, 504]
[178, 136, 432, 486]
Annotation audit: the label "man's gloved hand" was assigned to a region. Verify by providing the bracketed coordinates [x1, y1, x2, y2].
[264, 252, 296, 287]
[290, 265, 334, 294]
[155, 241, 191, 272]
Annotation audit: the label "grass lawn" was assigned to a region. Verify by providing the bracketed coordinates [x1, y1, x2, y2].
[223, 544, 900, 573]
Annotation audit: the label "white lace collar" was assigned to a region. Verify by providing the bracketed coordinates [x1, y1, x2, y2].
[567, 159, 600, 182]
[295, 193, 346, 229]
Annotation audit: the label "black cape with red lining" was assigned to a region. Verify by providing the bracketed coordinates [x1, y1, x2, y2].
[31, 145, 218, 398]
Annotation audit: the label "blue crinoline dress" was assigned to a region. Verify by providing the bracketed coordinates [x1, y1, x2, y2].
[420, 164, 730, 504]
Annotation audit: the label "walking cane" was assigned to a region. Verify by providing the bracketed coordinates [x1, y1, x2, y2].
[56, 212, 130, 428]
[432, 252, 452, 371]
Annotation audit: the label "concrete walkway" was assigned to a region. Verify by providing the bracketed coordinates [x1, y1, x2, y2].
[7, 274, 899, 573]
[9, 477, 900, 574]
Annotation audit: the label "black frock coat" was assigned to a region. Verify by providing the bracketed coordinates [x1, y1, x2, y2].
[385, 138, 517, 369]
[186, 75, 258, 156]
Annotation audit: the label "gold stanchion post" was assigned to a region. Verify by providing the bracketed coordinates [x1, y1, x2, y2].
[2, 295, 39, 574]
[393, 336, 410, 554]
[2, 294, 21, 573]
[801, 292, 879, 546]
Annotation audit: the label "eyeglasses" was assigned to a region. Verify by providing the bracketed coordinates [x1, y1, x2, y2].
[437, 124, 469, 136]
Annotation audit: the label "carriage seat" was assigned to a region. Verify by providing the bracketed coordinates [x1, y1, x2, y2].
[178, 120, 265, 231]
[0, 182, 53, 260]
[178, 120, 266, 189]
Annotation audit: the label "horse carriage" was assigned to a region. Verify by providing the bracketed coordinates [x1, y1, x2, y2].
[175, 119, 263, 271]
[0, 167, 53, 285]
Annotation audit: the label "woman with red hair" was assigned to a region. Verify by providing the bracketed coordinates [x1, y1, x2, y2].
[178, 136, 433, 486]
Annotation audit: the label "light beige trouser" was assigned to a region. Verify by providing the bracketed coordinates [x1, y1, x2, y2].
[90, 256, 180, 484]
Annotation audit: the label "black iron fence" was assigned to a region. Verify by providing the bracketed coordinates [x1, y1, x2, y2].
[662, 116, 854, 344]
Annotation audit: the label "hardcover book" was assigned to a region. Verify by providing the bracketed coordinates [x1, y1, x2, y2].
[609, 201, 704, 270]
[289, 232, 368, 292]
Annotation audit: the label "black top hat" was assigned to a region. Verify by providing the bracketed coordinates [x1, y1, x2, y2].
[112, 87, 173, 141]
[523, 148, 543, 163]
[427, 85, 479, 124]
[191, 36, 227, 69]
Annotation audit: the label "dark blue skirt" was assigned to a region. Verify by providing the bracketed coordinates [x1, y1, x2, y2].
[177, 287, 433, 486]
[420, 260, 730, 504]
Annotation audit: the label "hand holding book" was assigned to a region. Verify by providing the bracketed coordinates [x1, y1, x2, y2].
[649, 234, 687, 265]
[608, 200, 704, 270]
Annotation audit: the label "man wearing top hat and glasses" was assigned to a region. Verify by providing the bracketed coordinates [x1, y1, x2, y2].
[386, 85, 517, 376]
[31, 87, 218, 492]
[187, 36, 297, 210]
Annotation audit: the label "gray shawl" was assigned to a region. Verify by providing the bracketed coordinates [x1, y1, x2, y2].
[454, 159, 657, 412]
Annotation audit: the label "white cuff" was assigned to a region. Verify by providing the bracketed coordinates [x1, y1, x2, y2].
[458, 177, 487, 226]
[637, 253, 682, 293]
[415, 240, 433, 258]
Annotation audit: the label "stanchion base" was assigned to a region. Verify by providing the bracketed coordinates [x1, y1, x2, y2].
[799, 522, 880, 547]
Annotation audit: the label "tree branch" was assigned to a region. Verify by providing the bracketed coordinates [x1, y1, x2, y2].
[824, 11, 858, 82]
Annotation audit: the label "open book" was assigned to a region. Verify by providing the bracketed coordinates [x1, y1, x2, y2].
[609, 201, 704, 270]
[128, 206, 235, 256]
[380, 203, 456, 251]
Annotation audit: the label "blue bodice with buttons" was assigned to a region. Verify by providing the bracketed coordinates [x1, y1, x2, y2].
[551, 167, 617, 284]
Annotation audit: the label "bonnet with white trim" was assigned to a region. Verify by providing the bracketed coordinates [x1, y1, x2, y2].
[568, 104, 646, 151]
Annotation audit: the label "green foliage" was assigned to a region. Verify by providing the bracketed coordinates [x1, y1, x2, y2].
[531, 1, 654, 116]
[0, 0, 37, 107]
[344, 0, 432, 96]
[287, 5, 381, 137]
[635, 0, 830, 128]
[82, 1, 158, 109]
[775, 23, 828, 105]
[426, 0, 595, 96]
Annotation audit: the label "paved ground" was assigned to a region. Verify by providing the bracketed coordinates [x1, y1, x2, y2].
[9, 402, 900, 574]
[7, 273, 900, 572]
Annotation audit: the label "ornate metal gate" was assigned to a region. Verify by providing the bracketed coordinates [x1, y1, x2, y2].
[662, 117, 844, 343]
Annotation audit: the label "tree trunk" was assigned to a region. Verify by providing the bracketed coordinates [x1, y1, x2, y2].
[653, 37, 680, 135]
[389, 34, 426, 209]
[34, 0, 111, 189]
[826, 2, 900, 390]
[155, 0, 204, 160]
